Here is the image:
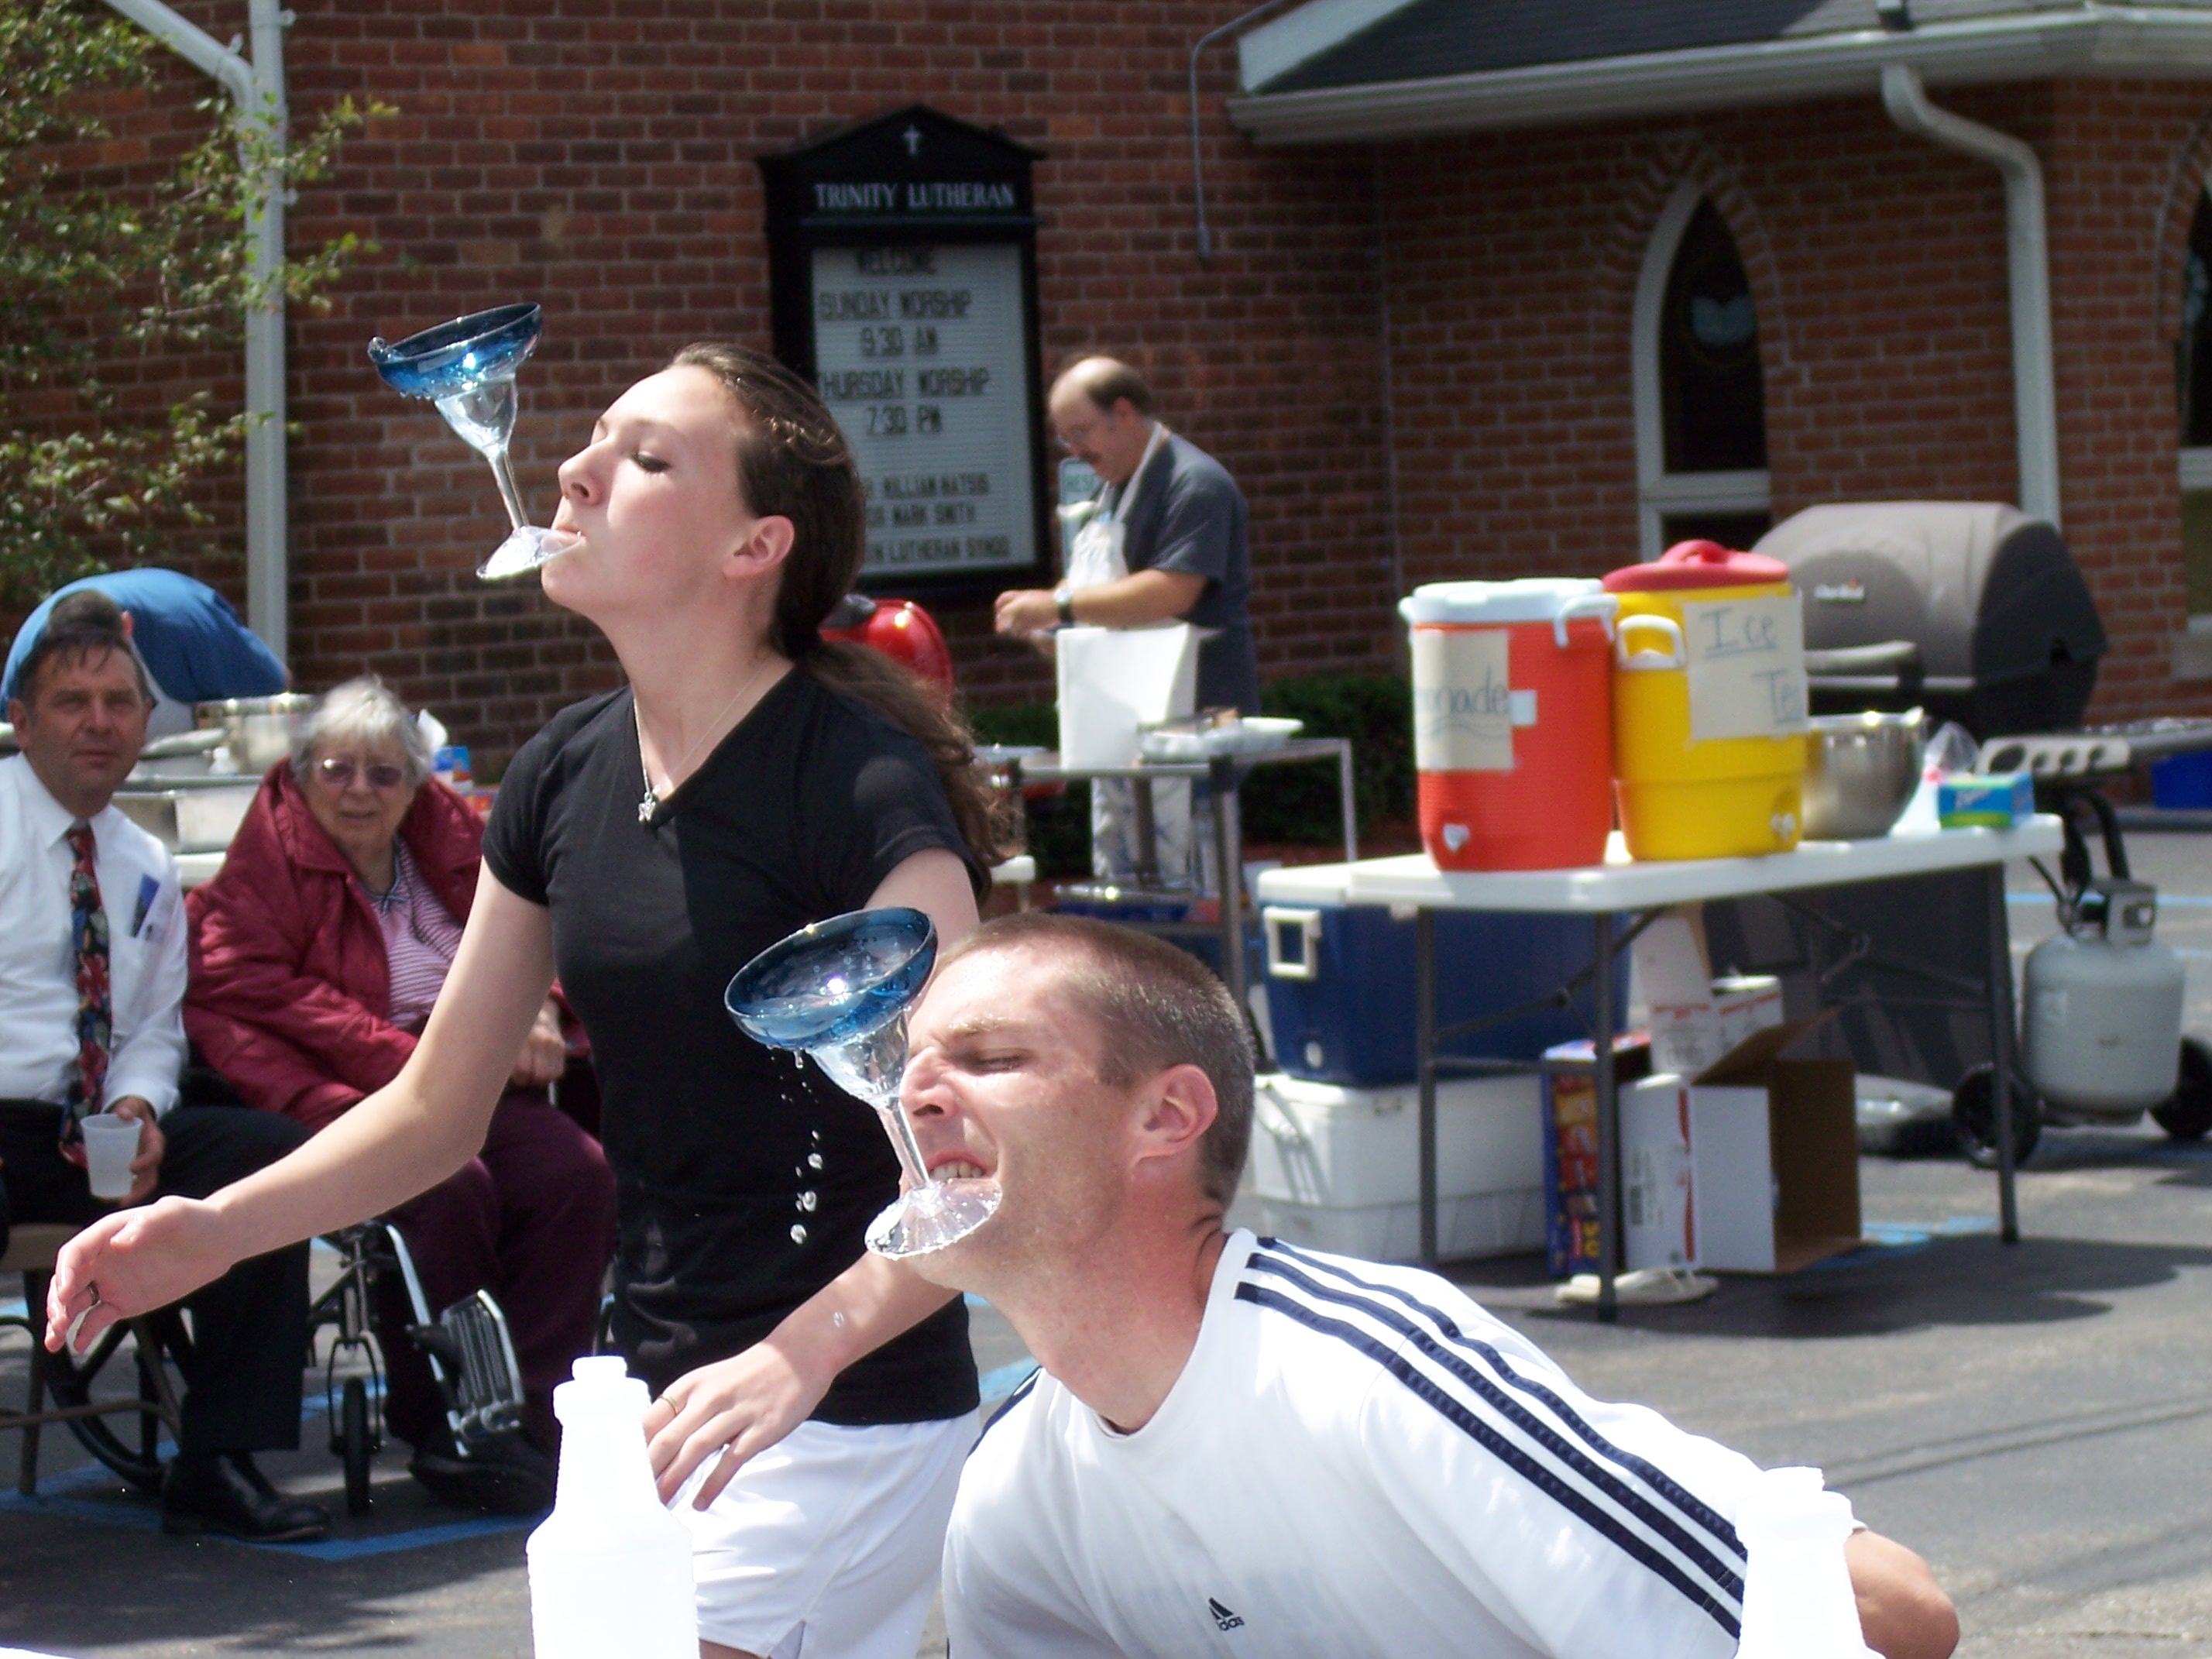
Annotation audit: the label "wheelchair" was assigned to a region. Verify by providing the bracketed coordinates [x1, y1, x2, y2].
[308, 1220, 527, 1516]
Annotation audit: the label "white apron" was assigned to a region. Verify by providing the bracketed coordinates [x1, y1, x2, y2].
[1061, 425, 1214, 888]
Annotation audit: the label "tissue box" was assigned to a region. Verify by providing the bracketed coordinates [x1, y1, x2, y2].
[1938, 772, 2032, 829]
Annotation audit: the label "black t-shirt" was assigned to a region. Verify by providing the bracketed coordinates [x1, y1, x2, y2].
[482, 671, 980, 1422]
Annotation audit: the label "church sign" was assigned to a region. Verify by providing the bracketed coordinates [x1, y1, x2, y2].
[760, 106, 1048, 592]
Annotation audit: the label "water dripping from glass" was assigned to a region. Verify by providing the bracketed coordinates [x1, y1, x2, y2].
[796, 1190, 818, 1213]
[807, 1152, 825, 1171]
[789, 1224, 809, 1245]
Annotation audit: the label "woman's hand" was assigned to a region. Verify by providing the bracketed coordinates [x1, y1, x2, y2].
[643, 1341, 834, 1509]
[510, 999, 568, 1089]
[45, 1197, 239, 1356]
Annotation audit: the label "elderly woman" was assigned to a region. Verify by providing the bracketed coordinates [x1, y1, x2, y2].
[184, 676, 616, 1513]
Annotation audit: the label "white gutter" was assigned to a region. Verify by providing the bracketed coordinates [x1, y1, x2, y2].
[101, 0, 289, 665]
[1881, 64, 2061, 527]
[1229, 9, 2212, 144]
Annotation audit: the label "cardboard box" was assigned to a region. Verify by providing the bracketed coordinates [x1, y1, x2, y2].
[1540, 1032, 1653, 1276]
[1622, 1075, 1696, 1271]
[1650, 974, 1784, 1076]
[1938, 771, 2033, 829]
[1688, 1016, 1862, 1273]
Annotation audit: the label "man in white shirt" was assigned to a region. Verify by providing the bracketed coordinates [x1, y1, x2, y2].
[903, 912, 1960, 1659]
[2, 589, 325, 1541]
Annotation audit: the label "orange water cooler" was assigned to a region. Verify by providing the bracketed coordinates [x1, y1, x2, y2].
[1400, 579, 1619, 871]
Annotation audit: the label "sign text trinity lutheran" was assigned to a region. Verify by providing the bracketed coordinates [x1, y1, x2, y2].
[760, 105, 1047, 592]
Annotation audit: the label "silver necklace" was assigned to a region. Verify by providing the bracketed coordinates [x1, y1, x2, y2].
[635, 656, 778, 824]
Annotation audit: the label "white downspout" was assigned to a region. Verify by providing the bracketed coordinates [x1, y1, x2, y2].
[1881, 63, 2060, 527]
[100, 0, 289, 664]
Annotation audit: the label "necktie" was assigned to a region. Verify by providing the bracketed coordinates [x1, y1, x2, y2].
[61, 821, 110, 1159]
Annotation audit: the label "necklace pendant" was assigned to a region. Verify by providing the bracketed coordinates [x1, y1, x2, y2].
[637, 788, 658, 825]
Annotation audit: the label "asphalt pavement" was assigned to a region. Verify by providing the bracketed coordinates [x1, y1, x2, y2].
[0, 841, 2207, 1658]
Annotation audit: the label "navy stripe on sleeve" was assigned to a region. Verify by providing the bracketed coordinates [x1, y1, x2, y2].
[1260, 1241, 1743, 1554]
[1236, 1283, 1743, 1640]
[1238, 1250, 1747, 1637]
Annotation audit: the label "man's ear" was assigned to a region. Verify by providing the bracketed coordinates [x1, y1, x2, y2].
[118, 610, 136, 641]
[5, 697, 23, 730]
[725, 514, 796, 582]
[1132, 1063, 1218, 1168]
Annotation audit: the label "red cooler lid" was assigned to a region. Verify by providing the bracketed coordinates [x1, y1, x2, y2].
[1602, 540, 1790, 592]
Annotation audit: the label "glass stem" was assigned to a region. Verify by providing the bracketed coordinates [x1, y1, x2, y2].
[875, 1100, 939, 1194]
[487, 450, 531, 534]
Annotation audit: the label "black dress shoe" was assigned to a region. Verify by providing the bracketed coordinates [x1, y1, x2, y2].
[407, 1424, 555, 1515]
[163, 1451, 331, 1542]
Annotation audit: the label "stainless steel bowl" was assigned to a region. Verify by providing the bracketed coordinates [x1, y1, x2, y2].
[196, 693, 317, 774]
[1802, 709, 1925, 840]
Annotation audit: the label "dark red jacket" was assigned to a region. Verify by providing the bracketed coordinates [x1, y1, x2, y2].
[185, 765, 483, 1131]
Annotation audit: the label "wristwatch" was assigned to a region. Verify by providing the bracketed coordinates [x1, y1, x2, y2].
[1054, 587, 1076, 626]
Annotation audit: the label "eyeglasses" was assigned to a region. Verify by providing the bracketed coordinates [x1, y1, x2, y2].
[1053, 414, 1112, 452]
[316, 757, 408, 790]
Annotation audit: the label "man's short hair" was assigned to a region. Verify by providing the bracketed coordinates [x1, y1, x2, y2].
[940, 912, 1254, 1205]
[12, 589, 149, 707]
[1056, 357, 1156, 420]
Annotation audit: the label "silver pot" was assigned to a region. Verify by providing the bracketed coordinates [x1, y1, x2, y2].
[196, 693, 317, 775]
[1802, 709, 1925, 840]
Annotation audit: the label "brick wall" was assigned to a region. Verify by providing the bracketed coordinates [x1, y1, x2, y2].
[1375, 79, 2212, 724]
[122, 0, 1386, 768]
[38, 10, 2212, 754]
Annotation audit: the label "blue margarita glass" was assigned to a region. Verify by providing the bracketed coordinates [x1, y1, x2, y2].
[726, 908, 1001, 1259]
[366, 303, 579, 580]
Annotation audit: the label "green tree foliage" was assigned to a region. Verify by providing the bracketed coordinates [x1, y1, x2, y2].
[0, 0, 379, 607]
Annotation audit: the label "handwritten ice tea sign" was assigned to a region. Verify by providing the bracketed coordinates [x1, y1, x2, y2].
[1681, 596, 1809, 744]
[810, 244, 1037, 579]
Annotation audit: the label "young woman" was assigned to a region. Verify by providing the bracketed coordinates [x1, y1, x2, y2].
[53, 344, 1001, 1659]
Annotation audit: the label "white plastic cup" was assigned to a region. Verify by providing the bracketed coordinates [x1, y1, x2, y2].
[81, 1113, 143, 1200]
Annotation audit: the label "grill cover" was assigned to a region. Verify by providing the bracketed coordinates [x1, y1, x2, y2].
[1754, 502, 2107, 738]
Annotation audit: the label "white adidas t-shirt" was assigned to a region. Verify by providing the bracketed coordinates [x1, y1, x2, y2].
[944, 1231, 1761, 1659]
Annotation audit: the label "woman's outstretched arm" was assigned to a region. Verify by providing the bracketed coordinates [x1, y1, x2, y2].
[47, 866, 556, 1353]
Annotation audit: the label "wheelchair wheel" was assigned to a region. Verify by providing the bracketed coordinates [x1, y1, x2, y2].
[336, 1377, 373, 1516]
[42, 1315, 177, 1494]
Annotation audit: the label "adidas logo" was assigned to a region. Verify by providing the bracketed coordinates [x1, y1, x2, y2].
[1208, 1596, 1245, 1632]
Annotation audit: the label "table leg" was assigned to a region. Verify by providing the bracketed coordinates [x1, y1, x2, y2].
[1594, 910, 1620, 1324]
[1417, 907, 1439, 1269]
[1985, 862, 2021, 1245]
[1132, 778, 1159, 887]
[1213, 757, 1245, 1015]
[1338, 743, 1359, 864]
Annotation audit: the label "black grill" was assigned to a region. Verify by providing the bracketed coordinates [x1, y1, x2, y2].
[1754, 501, 2107, 740]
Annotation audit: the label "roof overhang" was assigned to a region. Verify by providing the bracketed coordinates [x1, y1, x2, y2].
[1229, 7, 2212, 146]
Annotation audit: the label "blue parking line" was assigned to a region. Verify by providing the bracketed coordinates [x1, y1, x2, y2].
[978, 1360, 1038, 1406]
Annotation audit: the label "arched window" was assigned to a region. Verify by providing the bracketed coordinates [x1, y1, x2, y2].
[1634, 182, 1772, 559]
[2177, 192, 2212, 630]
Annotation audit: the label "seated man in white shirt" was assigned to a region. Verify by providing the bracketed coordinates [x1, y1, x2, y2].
[904, 911, 1960, 1659]
[2, 590, 325, 1541]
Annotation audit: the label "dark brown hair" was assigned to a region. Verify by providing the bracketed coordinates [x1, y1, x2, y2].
[666, 342, 1002, 878]
[1054, 356, 1155, 420]
[11, 589, 150, 707]
[939, 911, 1255, 1207]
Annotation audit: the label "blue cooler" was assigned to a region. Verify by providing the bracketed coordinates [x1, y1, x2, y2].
[1254, 864, 1623, 1085]
[1053, 883, 1264, 992]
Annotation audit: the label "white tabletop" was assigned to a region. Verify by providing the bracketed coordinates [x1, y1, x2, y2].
[1255, 818, 2063, 914]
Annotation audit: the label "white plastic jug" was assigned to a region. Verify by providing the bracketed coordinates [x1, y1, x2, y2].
[527, 1356, 696, 1659]
[1734, 1466, 1878, 1659]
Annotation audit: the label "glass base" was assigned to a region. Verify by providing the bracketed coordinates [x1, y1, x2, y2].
[864, 1178, 1001, 1260]
[476, 524, 580, 580]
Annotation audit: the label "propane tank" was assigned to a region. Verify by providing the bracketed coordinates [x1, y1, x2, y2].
[2021, 878, 2184, 1118]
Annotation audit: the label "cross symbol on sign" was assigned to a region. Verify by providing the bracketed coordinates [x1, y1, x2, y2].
[902, 125, 922, 156]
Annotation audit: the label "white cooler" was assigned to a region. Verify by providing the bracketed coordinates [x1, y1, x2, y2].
[1248, 1072, 1546, 1263]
